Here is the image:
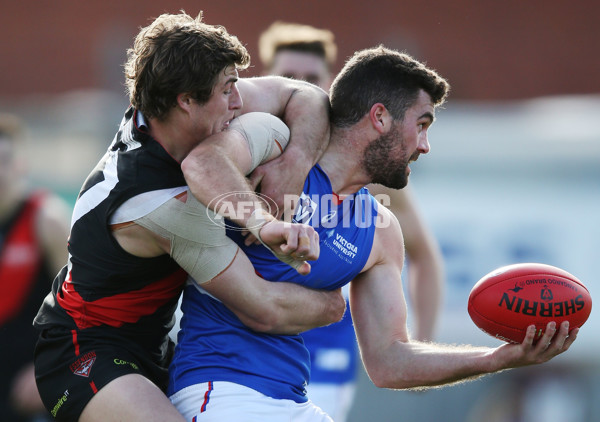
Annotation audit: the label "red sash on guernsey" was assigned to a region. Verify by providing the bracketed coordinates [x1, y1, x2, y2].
[0, 191, 45, 326]
[59, 267, 187, 329]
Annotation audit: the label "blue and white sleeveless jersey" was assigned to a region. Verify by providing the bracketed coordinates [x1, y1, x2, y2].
[168, 164, 378, 403]
[301, 286, 358, 385]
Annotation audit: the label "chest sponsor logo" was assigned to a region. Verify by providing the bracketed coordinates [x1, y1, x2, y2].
[328, 233, 358, 260]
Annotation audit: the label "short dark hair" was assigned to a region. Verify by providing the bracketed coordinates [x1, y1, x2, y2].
[330, 46, 450, 127]
[124, 11, 250, 120]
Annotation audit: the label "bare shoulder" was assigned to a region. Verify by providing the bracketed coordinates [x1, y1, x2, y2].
[361, 201, 405, 273]
[112, 222, 169, 258]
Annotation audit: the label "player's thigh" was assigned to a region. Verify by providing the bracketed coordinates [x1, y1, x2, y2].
[80, 373, 185, 422]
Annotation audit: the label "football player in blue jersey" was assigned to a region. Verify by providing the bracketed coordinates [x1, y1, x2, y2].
[168, 46, 578, 422]
[33, 11, 346, 422]
[256, 22, 445, 421]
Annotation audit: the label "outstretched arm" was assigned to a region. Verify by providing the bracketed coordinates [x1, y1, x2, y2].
[350, 208, 577, 390]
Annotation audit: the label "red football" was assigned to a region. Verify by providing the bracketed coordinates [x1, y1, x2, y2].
[468, 263, 592, 344]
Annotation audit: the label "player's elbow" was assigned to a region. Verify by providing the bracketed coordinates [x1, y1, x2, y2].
[236, 300, 297, 334]
[181, 145, 212, 177]
[326, 292, 347, 324]
[239, 314, 280, 333]
[295, 288, 347, 330]
[367, 366, 417, 390]
[365, 361, 401, 389]
[243, 289, 346, 335]
[362, 351, 419, 390]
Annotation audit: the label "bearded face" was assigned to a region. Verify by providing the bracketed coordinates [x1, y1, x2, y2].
[362, 123, 415, 189]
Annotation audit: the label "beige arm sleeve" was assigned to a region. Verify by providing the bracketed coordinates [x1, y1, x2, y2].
[135, 194, 238, 284]
[133, 113, 289, 283]
[228, 112, 290, 172]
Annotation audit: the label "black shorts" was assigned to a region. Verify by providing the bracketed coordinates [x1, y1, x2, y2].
[34, 326, 174, 421]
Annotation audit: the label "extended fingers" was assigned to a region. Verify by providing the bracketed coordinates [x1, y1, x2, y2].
[562, 326, 579, 351]
[547, 321, 571, 352]
[534, 321, 557, 351]
[521, 324, 538, 347]
[535, 321, 575, 357]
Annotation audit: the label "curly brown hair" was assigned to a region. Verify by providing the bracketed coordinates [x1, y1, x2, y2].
[124, 11, 250, 120]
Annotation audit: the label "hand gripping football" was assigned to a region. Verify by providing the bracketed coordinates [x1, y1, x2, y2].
[468, 263, 592, 343]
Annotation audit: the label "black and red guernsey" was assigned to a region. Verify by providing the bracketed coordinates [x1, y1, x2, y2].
[34, 106, 188, 354]
[1, 191, 53, 422]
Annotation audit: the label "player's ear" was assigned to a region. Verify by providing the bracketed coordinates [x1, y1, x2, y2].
[176, 93, 194, 113]
[369, 103, 392, 134]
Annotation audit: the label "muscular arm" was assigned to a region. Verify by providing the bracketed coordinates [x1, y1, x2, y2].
[201, 248, 345, 334]
[116, 115, 342, 335]
[236, 76, 330, 215]
[368, 183, 444, 340]
[184, 77, 329, 219]
[114, 221, 344, 335]
[350, 207, 577, 390]
[181, 117, 267, 222]
[182, 112, 318, 273]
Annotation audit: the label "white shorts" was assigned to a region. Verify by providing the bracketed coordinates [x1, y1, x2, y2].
[306, 382, 356, 422]
[169, 381, 333, 422]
